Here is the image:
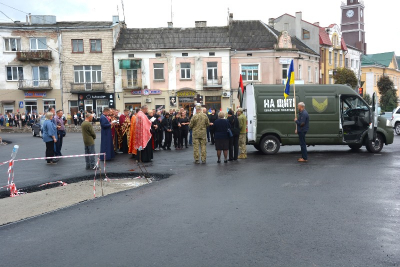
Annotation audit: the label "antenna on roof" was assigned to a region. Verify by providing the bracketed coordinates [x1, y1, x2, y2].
[227, 8, 230, 25]
[171, 0, 173, 23]
[117, 5, 120, 18]
[121, 0, 126, 22]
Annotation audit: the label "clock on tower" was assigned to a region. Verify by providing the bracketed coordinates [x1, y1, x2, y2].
[340, 0, 366, 54]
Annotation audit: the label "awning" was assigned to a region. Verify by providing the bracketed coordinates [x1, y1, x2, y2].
[119, 59, 141, 69]
[0, 100, 15, 104]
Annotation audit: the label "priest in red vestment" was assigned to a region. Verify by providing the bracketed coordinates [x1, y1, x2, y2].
[134, 105, 153, 162]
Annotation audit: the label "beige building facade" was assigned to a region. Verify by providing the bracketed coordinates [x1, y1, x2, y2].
[0, 15, 123, 118]
[0, 17, 61, 116]
[60, 20, 122, 116]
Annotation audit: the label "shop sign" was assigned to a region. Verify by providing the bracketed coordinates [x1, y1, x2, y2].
[179, 97, 194, 103]
[131, 90, 142, 95]
[279, 58, 293, 65]
[176, 91, 196, 97]
[24, 91, 47, 98]
[78, 93, 115, 108]
[131, 89, 162, 95]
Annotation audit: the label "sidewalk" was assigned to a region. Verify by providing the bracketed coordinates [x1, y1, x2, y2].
[0, 124, 101, 134]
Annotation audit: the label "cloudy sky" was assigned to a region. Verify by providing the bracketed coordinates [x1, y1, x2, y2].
[0, 0, 398, 56]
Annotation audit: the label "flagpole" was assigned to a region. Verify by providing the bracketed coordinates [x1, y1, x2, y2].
[293, 80, 297, 134]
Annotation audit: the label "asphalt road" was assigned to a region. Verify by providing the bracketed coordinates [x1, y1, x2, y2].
[0, 133, 399, 266]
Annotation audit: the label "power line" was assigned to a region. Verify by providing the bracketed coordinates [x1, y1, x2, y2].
[0, 10, 14, 22]
[0, 2, 28, 16]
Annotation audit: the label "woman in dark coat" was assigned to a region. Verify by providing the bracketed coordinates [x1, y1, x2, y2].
[172, 112, 182, 149]
[180, 111, 190, 148]
[213, 111, 231, 163]
[162, 113, 173, 150]
[227, 110, 240, 161]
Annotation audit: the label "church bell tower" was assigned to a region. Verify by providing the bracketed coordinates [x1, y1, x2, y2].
[341, 0, 366, 54]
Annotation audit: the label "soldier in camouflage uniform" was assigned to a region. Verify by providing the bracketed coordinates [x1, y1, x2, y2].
[189, 105, 210, 164]
[237, 108, 247, 159]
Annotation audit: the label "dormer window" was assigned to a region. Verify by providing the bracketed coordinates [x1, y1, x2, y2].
[302, 29, 310, 40]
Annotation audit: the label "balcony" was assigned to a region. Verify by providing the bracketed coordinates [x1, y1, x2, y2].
[122, 79, 142, 90]
[70, 82, 106, 93]
[18, 79, 52, 90]
[16, 50, 52, 61]
[202, 76, 223, 89]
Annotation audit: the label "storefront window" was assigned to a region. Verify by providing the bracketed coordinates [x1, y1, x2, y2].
[205, 96, 221, 112]
[25, 101, 37, 114]
[43, 100, 56, 113]
[96, 99, 109, 115]
[84, 100, 93, 113]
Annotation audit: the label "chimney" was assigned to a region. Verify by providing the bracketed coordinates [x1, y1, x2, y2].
[168, 22, 173, 28]
[313, 22, 320, 27]
[229, 13, 233, 24]
[268, 18, 275, 28]
[295, 11, 302, 39]
[195, 21, 207, 28]
[112, 15, 119, 24]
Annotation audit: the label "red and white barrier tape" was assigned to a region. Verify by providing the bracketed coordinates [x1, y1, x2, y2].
[12, 153, 105, 162]
[0, 160, 10, 167]
[7, 160, 14, 186]
[2, 153, 107, 198]
[0, 183, 25, 197]
[93, 158, 101, 198]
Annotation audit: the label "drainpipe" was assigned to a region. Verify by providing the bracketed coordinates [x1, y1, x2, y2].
[57, 28, 64, 112]
[229, 50, 233, 109]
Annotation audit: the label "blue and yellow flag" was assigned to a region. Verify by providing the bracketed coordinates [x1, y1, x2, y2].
[284, 60, 295, 99]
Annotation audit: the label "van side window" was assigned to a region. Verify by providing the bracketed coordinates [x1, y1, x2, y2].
[397, 108, 400, 114]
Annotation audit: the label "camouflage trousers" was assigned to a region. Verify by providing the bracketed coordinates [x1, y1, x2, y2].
[193, 138, 207, 162]
[239, 133, 247, 156]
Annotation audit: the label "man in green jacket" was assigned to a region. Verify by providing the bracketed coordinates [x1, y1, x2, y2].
[189, 104, 210, 164]
[81, 113, 97, 170]
[237, 108, 247, 159]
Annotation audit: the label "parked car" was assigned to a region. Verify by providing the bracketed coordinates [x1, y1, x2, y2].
[32, 117, 45, 137]
[380, 112, 393, 123]
[392, 107, 400, 135]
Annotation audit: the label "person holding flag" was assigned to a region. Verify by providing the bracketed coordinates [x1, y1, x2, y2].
[284, 60, 310, 162]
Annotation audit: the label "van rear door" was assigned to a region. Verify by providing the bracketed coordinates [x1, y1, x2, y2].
[368, 93, 378, 140]
[245, 84, 257, 142]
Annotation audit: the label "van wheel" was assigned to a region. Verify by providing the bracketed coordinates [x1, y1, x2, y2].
[253, 144, 261, 151]
[395, 123, 400, 135]
[348, 144, 362, 150]
[366, 133, 384, 153]
[260, 135, 280, 155]
[32, 130, 36, 137]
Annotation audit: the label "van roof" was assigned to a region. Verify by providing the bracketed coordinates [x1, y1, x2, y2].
[253, 84, 357, 96]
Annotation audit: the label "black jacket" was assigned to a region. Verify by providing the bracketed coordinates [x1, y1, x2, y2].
[172, 118, 181, 131]
[162, 117, 172, 131]
[180, 116, 189, 130]
[227, 115, 240, 136]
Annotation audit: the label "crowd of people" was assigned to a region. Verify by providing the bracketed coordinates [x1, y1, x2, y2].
[91, 104, 248, 166]
[0, 112, 40, 128]
[39, 103, 249, 168]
